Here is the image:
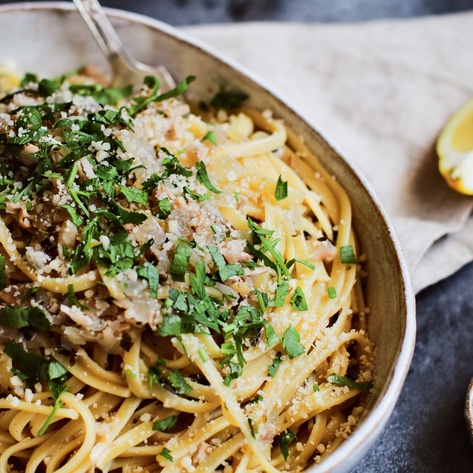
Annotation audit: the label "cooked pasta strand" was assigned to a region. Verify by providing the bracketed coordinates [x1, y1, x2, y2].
[0, 70, 374, 473]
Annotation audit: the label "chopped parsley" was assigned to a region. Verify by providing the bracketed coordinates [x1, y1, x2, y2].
[290, 286, 308, 311]
[327, 373, 373, 390]
[136, 263, 160, 299]
[169, 244, 192, 282]
[196, 161, 221, 194]
[0, 69, 325, 400]
[281, 325, 305, 359]
[183, 186, 210, 201]
[210, 86, 249, 110]
[69, 82, 133, 106]
[157, 197, 172, 219]
[168, 370, 192, 395]
[95, 230, 153, 277]
[201, 130, 217, 145]
[275, 175, 288, 201]
[0, 255, 6, 290]
[280, 429, 297, 460]
[4, 342, 67, 388]
[246, 218, 291, 279]
[268, 351, 283, 377]
[208, 245, 244, 282]
[127, 75, 196, 117]
[153, 415, 178, 432]
[148, 363, 164, 390]
[0, 306, 51, 331]
[4, 342, 69, 435]
[67, 284, 88, 310]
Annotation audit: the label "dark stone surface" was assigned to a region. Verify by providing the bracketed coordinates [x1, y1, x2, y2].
[353, 261, 473, 472]
[4, 1, 473, 471]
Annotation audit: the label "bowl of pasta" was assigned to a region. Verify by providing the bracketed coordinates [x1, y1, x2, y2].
[0, 3, 415, 473]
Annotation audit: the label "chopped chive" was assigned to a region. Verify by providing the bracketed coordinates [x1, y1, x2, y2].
[327, 286, 337, 299]
[340, 245, 357, 264]
[158, 447, 173, 462]
[247, 418, 258, 438]
[198, 348, 209, 362]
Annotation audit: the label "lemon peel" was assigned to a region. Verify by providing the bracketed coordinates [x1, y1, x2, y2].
[437, 95, 473, 195]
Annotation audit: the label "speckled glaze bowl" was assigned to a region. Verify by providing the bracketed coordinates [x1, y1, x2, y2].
[0, 2, 416, 471]
[466, 379, 473, 445]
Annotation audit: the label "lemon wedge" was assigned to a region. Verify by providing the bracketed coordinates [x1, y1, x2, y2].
[437, 95, 473, 195]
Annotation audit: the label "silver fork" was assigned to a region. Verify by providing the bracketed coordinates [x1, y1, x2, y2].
[72, 0, 175, 91]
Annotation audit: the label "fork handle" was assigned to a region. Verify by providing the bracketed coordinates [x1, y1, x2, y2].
[73, 0, 134, 65]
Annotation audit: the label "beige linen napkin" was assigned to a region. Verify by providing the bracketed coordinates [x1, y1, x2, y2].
[184, 12, 473, 293]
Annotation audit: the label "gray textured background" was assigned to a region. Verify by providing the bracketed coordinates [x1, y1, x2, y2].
[95, 0, 473, 24]
[4, 0, 473, 23]
[4, 1, 473, 472]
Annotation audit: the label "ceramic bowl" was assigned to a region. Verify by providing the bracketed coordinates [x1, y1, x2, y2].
[0, 2, 416, 471]
[466, 379, 473, 445]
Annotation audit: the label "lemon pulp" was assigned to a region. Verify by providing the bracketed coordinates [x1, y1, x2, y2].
[437, 96, 473, 195]
[451, 106, 473, 152]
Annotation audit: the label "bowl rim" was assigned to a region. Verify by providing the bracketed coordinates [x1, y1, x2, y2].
[0, 2, 417, 471]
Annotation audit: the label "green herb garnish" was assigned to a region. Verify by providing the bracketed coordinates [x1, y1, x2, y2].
[327, 286, 337, 299]
[340, 245, 357, 264]
[168, 370, 192, 395]
[196, 161, 221, 194]
[169, 244, 192, 282]
[136, 263, 160, 299]
[280, 429, 297, 460]
[0, 306, 51, 330]
[281, 325, 305, 359]
[210, 87, 249, 110]
[327, 373, 373, 390]
[268, 351, 283, 377]
[153, 415, 178, 432]
[208, 245, 244, 282]
[201, 130, 217, 145]
[290, 286, 308, 311]
[4, 342, 69, 435]
[275, 175, 288, 201]
[158, 447, 173, 462]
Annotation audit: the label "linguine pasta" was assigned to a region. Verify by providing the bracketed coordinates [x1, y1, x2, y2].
[0, 69, 374, 472]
